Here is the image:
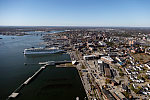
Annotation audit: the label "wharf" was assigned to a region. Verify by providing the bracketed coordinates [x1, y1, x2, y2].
[6, 65, 46, 100]
[7, 61, 72, 100]
[69, 51, 90, 100]
[39, 61, 72, 65]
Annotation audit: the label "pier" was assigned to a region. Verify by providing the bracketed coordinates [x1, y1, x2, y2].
[7, 61, 72, 100]
[39, 60, 72, 65]
[6, 65, 46, 100]
[24, 61, 72, 66]
[24, 65, 46, 85]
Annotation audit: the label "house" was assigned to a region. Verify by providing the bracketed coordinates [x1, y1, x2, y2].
[125, 68, 131, 75]
[145, 64, 150, 69]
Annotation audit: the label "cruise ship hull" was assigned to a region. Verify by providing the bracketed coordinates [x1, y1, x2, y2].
[24, 48, 63, 55]
[24, 51, 63, 55]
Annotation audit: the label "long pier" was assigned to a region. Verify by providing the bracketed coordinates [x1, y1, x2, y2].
[6, 65, 46, 100]
[23, 65, 46, 85]
[7, 60, 72, 100]
[24, 61, 72, 66]
[39, 61, 72, 65]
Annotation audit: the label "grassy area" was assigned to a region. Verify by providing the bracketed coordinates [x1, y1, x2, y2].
[105, 78, 111, 84]
[129, 84, 142, 94]
[131, 53, 150, 63]
[111, 65, 125, 77]
[89, 78, 92, 84]
[119, 72, 124, 77]
[122, 91, 130, 98]
[117, 68, 125, 77]
[81, 64, 86, 69]
[79, 71, 83, 76]
[111, 64, 120, 70]
[65, 63, 73, 67]
[143, 74, 150, 82]
[106, 42, 114, 47]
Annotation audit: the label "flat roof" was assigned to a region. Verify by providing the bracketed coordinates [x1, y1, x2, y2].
[84, 55, 95, 57]
[101, 56, 114, 61]
[98, 59, 103, 64]
[105, 68, 111, 76]
[115, 91, 126, 99]
[102, 89, 116, 100]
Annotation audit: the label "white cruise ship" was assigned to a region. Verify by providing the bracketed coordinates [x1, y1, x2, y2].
[24, 47, 63, 55]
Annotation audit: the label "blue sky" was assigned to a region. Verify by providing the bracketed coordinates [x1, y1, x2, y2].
[0, 0, 150, 27]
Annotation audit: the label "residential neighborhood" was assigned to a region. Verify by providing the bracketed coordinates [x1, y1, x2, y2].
[42, 28, 150, 100]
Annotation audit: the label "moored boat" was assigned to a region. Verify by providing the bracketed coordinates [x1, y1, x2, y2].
[24, 47, 63, 55]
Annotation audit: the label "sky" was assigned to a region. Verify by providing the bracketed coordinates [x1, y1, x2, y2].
[0, 0, 150, 27]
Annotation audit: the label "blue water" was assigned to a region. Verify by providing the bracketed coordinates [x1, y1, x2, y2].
[0, 33, 86, 100]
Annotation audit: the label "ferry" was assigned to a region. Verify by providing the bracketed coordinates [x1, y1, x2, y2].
[24, 47, 63, 55]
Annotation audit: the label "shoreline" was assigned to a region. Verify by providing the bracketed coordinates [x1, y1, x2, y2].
[68, 51, 90, 100]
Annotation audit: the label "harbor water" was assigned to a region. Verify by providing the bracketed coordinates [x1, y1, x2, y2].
[0, 32, 86, 100]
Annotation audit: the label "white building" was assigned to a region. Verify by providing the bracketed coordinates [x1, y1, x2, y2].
[99, 41, 106, 46]
[101, 56, 114, 63]
[83, 55, 96, 60]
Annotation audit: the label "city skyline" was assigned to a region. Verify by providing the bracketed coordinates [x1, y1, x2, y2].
[0, 0, 150, 27]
